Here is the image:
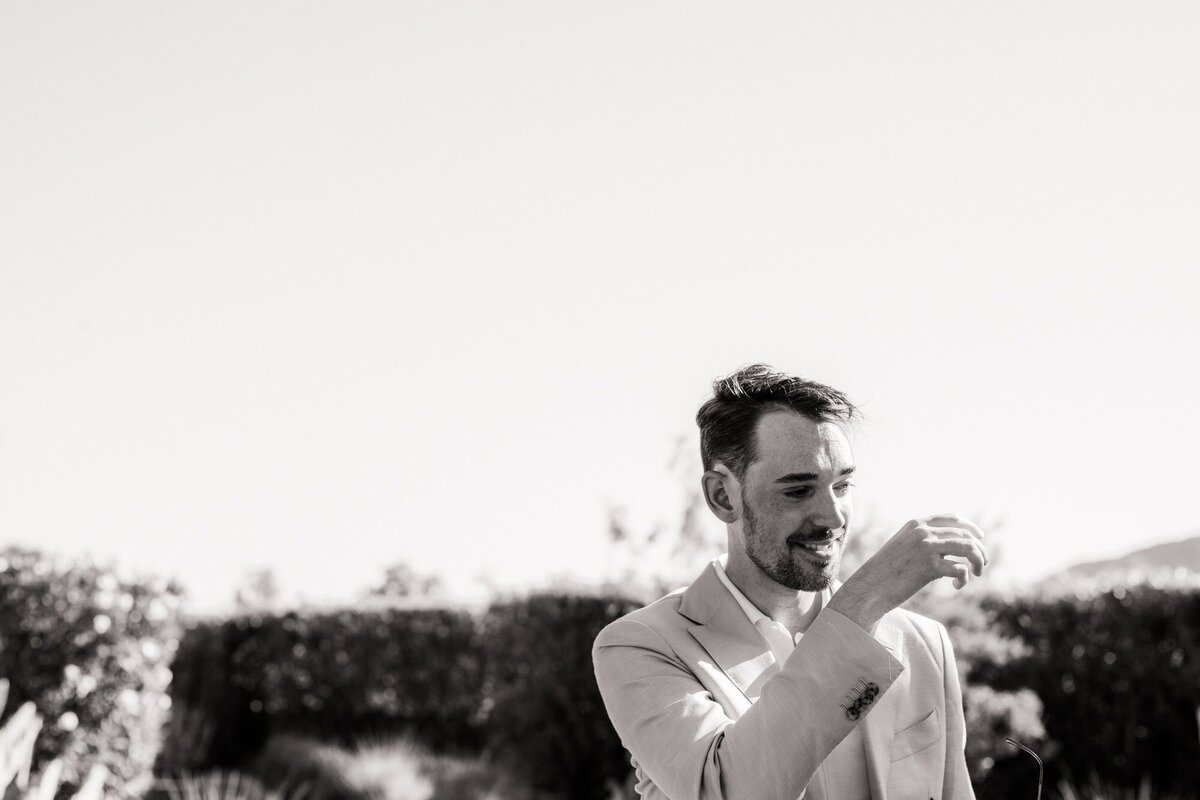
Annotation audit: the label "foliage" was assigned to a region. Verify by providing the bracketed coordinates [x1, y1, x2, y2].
[983, 573, 1200, 798]
[234, 571, 282, 615]
[602, 437, 724, 602]
[364, 565, 445, 603]
[156, 557, 1200, 800]
[903, 586, 1047, 789]
[153, 771, 296, 800]
[481, 594, 641, 800]
[1055, 771, 1193, 800]
[0, 547, 183, 799]
[246, 734, 518, 800]
[165, 592, 642, 799]
[162, 605, 487, 770]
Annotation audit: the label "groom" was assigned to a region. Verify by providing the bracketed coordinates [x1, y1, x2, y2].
[592, 364, 985, 799]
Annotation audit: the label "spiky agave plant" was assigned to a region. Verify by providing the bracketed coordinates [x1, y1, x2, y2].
[316, 734, 434, 800]
[1055, 772, 1190, 800]
[156, 770, 309, 800]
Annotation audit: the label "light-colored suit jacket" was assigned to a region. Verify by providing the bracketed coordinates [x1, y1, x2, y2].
[592, 563, 974, 800]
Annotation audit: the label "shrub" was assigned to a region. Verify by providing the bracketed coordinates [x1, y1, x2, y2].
[154, 771, 294, 800]
[162, 604, 487, 769]
[904, 585, 1047, 788]
[481, 593, 641, 800]
[983, 574, 1200, 797]
[246, 733, 524, 800]
[0, 546, 182, 798]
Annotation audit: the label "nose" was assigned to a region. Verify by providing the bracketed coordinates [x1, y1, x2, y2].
[813, 487, 848, 531]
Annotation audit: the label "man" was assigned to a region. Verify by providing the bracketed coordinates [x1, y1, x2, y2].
[592, 365, 985, 800]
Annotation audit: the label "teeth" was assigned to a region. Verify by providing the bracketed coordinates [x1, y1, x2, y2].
[798, 542, 832, 553]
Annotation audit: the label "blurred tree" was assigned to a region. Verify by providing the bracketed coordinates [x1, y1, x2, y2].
[233, 567, 281, 613]
[366, 562, 445, 601]
[603, 436, 724, 601]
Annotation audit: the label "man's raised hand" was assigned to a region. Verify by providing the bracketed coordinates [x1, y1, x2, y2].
[830, 514, 988, 631]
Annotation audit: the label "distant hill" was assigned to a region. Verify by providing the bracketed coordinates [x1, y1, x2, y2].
[1057, 534, 1200, 580]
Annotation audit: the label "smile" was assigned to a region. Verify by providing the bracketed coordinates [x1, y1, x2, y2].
[792, 541, 836, 557]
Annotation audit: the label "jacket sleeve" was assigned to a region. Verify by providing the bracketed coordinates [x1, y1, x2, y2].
[592, 608, 905, 800]
[938, 621, 976, 800]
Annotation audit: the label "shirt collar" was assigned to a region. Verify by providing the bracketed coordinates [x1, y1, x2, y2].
[712, 553, 773, 626]
[711, 553, 831, 633]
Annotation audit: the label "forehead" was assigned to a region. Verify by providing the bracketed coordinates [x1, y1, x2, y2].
[749, 409, 853, 477]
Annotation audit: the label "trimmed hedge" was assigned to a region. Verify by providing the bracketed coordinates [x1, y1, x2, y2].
[482, 593, 642, 800]
[162, 604, 488, 770]
[0, 547, 182, 799]
[158, 576, 1200, 798]
[161, 593, 642, 798]
[983, 575, 1200, 796]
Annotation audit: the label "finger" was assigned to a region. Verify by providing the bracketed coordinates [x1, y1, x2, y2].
[34, 759, 62, 800]
[926, 527, 989, 565]
[936, 558, 971, 588]
[927, 515, 985, 541]
[73, 765, 108, 800]
[931, 539, 988, 576]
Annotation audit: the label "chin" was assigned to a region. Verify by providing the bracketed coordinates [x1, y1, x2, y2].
[778, 561, 836, 592]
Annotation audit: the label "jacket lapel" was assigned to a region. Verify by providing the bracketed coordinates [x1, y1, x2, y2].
[860, 617, 904, 800]
[682, 564, 910, 798]
[679, 563, 779, 706]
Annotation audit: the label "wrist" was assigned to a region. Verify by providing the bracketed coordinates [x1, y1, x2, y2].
[829, 580, 886, 633]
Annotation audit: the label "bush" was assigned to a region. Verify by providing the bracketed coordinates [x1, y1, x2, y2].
[162, 604, 487, 770]
[0, 546, 183, 798]
[157, 616, 269, 771]
[481, 593, 641, 800]
[247, 733, 511, 800]
[904, 585, 1047, 789]
[983, 574, 1200, 797]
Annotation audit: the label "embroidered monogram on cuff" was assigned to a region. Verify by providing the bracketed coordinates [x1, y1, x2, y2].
[840, 679, 880, 721]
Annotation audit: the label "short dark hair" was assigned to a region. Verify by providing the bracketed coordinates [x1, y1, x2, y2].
[695, 364, 857, 478]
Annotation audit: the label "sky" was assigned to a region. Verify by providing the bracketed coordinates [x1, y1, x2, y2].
[2, 1, 1198, 614]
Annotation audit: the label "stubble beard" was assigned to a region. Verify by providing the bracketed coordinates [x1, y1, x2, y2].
[742, 497, 841, 592]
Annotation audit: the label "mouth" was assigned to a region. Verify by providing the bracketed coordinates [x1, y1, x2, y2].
[790, 536, 842, 560]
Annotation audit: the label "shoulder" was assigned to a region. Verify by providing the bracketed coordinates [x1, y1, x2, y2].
[592, 586, 688, 651]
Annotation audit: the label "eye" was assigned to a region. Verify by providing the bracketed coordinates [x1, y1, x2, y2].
[834, 482, 855, 495]
[783, 487, 813, 499]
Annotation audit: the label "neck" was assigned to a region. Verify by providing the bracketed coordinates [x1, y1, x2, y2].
[723, 549, 826, 637]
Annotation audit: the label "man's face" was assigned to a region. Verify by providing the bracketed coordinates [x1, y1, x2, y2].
[735, 410, 855, 592]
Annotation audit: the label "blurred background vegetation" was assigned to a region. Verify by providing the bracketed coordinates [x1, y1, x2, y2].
[3, 537, 1198, 800]
[2, 490, 1198, 800]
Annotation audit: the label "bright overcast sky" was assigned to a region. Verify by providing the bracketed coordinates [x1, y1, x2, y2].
[2, 1, 1197, 614]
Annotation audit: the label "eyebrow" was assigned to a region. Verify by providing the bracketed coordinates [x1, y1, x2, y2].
[775, 466, 856, 484]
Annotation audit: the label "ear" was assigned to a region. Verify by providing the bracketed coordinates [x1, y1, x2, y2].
[700, 468, 739, 525]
